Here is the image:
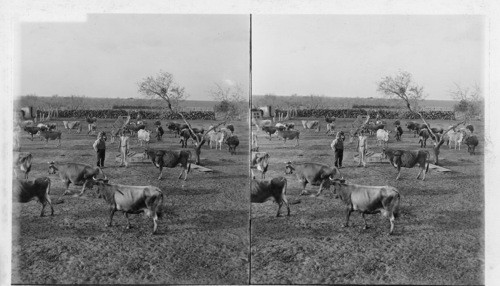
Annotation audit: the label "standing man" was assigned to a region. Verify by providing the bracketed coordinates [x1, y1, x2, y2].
[93, 131, 107, 168]
[330, 131, 345, 168]
[118, 130, 130, 168]
[356, 130, 368, 168]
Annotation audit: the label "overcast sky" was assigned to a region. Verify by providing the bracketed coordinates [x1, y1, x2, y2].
[17, 14, 249, 101]
[253, 15, 485, 100]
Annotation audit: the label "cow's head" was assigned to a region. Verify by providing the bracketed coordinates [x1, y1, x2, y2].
[330, 177, 346, 198]
[284, 162, 295, 174]
[48, 162, 58, 174]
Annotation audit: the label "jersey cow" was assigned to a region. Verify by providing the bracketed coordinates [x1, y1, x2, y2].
[251, 152, 270, 179]
[144, 149, 191, 180]
[331, 178, 400, 235]
[285, 162, 341, 196]
[48, 162, 106, 196]
[63, 121, 82, 133]
[251, 177, 290, 217]
[13, 177, 54, 217]
[382, 148, 430, 181]
[301, 120, 320, 132]
[93, 178, 164, 234]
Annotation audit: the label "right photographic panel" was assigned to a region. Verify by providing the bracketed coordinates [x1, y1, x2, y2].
[250, 15, 484, 285]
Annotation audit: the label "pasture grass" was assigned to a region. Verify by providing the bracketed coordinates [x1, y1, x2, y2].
[13, 118, 250, 284]
[250, 118, 484, 285]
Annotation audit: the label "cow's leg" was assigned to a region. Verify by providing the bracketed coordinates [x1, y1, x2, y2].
[282, 195, 290, 217]
[62, 180, 71, 196]
[315, 181, 326, 196]
[416, 168, 422, 180]
[362, 213, 369, 229]
[421, 165, 427, 181]
[108, 208, 115, 227]
[299, 181, 308, 195]
[158, 167, 163, 180]
[388, 213, 395, 235]
[79, 181, 89, 196]
[396, 169, 401, 180]
[40, 201, 47, 217]
[343, 208, 352, 227]
[296, 138, 299, 146]
[124, 213, 131, 229]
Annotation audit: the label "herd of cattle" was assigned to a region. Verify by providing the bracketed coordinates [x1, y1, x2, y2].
[13, 117, 241, 234]
[250, 116, 480, 235]
[13, 114, 480, 235]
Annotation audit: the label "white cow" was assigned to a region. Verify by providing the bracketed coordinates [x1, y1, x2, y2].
[447, 130, 464, 150]
[376, 129, 391, 147]
[137, 129, 151, 146]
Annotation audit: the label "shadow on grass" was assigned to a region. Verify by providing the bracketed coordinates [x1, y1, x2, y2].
[176, 210, 248, 232]
[167, 187, 221, 196]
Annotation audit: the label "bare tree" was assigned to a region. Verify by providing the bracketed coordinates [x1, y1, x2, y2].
[449, 82, 483, 123]
[66, 95, 88, 111]
[138, 71, 225, 165]
[209, 82, 246, 120]
[377, 71, 465, 165]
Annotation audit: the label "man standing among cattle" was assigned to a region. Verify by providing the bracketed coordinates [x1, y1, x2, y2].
[356, 130, 368, 167]
[118, 130, 130, 168]
[330, 131, 345, 168]
[93, 131, 107, 168]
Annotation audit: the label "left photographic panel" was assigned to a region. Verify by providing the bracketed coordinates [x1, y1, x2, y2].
[12, 14, 250, 284]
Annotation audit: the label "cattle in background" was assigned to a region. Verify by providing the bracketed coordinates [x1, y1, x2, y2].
[63, 121, 82, 133]
[285, 162, 341, 196]
[251, 177, 290, 217]
[331, 178, 400, 235]
[226, 135, 240, 155]
[466, 124, 474, 133]
[13, 177, 54, 217]
[275, 123, 286, 130]
[125, 123, 146, 137]
[376, 129, 391, 147]
[155, 126, 164, 141]
[364, 124, 385, 136]
[284, 122, 295, 130]
[418, 128, 429, 148]
[395, 126, 403, 141]
[382, 148, 430, 181]
[252, 119, 272, 130]
[208, 131, 225, 150]
[38, 122, 57, 131]
[37, 130, 62, 147]
[179, 128, 190, 148]
[446, 130, 464, 150]
[325, 116, 336, 124]
[86, 117, 97, 134]
[405, 121, 422, 137]
[15, 153, 32, 179]
[144, 149, 191, 180]
[87, 123, 97, 136]
[326, 123, 336, 136]
[393, 120, 401, 126]
[23, 126, 41, 140]
[301, 120, 320, 132]
[262, 126, 278, 140]
[464, 134, 479, 155]
[93, 178, 164, 234]
[225, 124, 234, 134]
[251, 152, 270, 179]
[251, 133, 259, 152]
[48, 162, 106, 196]
[137, 129, 151, 146]
[277, 129, 300, 146]
[110, 128, 121, 143]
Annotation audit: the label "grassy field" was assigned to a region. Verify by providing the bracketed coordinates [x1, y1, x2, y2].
[12, 118, 250, 284]
[250, 118, 483, 284]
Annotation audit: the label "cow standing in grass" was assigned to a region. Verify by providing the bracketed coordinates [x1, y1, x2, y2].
[331, 178, 400, 235]
[93, 178, 164, 234]
[37, 130, 62, 147]
[14, 177, 54, 217]
[251, 177, 290, 217]
[382, 148, 430, 181]
[144, 149, 192, 180]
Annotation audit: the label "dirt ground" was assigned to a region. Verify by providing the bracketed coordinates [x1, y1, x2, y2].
[250, 118, 484, 285]
[12, 119, 250, 284]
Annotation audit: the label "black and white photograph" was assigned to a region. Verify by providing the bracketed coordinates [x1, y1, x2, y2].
[1, 1, 500, 285]
[9, 14, 250, 284]
[250, 15, 485, 284]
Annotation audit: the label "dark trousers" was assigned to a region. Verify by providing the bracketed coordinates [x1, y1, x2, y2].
[334, 149, 343, 167]
[97, 149, 106, 167]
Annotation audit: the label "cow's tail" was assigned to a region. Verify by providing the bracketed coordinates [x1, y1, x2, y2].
[157, 191, 165, 219]
[425, 151, 430, 173]
[393, 190, 401, 219]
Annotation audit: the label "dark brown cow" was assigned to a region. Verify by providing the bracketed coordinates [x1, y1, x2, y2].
[382, 148, 430, 181]
[251, 177, 290, 217]
[14, 177, 54, 217]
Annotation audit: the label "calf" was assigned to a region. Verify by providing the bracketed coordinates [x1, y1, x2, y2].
[37, 130, 62, 147]
[48, 162, 106, 196]
[418, 128, 429, 148]
[226, 135, 240, 155]
[63, 121, 82, 133]
[376, 129, 391, 147]
[208, 131, 225, 150]
[251, 177, 290, 217]
[93, 178, 164, 234]
[15, 152, 32, 179]
[406, 121, 422, 137]
[225, 124, 234, 133]
[395, 126, 403, 141]
[23, 126, 41, 141]
[13, 177, 54, 217]
[464, 135, 479, 155]
[364, 124, 384, 136]
[382, 148, 430, 181]
[155, 126, 164, 141]
[137, 129, 151, 146]
[179, 128, 190, 148]
[251, 152, 270, 179]
[447, 130, 464, 150]
[262, 126, 278, 140]
[144, 149, 191, 180]
[331, 178, 400, 235]
[301, 120, 320, 132]
[252, 119, 272, 130]
[466, 124, 474, 133]
[285, 162, 341, 196]
[277, 130, 300, 146]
